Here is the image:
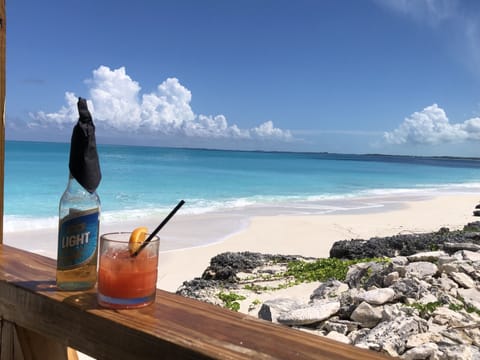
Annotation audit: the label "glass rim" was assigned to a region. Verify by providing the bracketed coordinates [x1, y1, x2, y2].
[100, 232, 160, 243]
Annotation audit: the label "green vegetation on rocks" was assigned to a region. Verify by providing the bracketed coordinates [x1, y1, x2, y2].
[285, 257, 390, 283]
[218, 292, 246, 312]
[409, 301, 442, 318]
[240, 257, 391, 293]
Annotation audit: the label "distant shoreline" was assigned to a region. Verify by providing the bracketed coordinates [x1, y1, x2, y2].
[6, 139, 480, 160]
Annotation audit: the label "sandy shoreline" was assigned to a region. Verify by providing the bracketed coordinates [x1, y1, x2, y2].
[156, 193, 478, 291]
[4, 193, 478, 293]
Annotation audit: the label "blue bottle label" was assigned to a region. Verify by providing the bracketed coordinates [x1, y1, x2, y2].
[57, 209, 99, 270]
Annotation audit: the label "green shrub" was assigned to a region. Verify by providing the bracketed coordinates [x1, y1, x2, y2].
[218, 292, 246, 312]
[284, 257, 389, 283]
[409, 301, 441, 318]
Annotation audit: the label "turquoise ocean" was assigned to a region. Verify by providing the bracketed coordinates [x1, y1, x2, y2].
[5, 140, 480, 235]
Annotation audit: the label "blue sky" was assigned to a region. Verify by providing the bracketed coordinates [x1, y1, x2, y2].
[5, 0, 480, 156]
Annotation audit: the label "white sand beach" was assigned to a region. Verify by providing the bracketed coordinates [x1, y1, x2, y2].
[5, 193, 479, 293]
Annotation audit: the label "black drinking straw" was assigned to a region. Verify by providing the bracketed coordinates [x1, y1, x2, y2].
[131, 200, 185, 257]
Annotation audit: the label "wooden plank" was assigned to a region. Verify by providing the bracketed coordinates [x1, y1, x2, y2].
[0, 245, 391, 360]
[0, 320, 18, 360]
[0, 0, 5, 244]
[10, 324, 70, 360]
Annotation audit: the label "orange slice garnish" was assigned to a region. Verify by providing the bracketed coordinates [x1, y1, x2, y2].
[129, 226, 148, 255]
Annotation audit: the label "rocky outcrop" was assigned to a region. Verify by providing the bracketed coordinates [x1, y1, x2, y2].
[177, 224, 480, 359]
[251, 250, 480, 358]
[329, 222, 480, 260]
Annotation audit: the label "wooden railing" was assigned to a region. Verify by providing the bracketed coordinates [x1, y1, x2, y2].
[0, 244, 391, 359]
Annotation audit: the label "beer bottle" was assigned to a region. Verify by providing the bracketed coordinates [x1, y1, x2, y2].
[57, 98, 101, 290]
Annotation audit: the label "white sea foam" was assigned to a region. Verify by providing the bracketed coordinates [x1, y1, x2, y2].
[4, 215, 58, 233]
[5, 181, 480, 234]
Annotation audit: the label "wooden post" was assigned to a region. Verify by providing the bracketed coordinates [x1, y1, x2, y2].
[0, 0, 5, 244]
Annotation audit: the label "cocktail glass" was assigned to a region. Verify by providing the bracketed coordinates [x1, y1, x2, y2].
[97, 232, 160, 309]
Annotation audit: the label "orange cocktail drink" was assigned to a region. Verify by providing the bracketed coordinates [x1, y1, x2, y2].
[97, 232, 160, 309]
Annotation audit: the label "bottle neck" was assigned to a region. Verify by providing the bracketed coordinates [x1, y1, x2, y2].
[67, 173, 95, 195]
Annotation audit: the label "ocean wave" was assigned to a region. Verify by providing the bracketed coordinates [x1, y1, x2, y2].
[5, 181, 480, 234]
[348, 182, 480, 198]
[423, 182, 480, 190]
[4, 215, 58, 233]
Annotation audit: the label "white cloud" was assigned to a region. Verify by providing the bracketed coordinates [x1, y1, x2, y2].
[374, 0, 480, 74]
[376, 0, 458, 25]
[88, 66, 143, 130]
[251, 120, 292, 140]
[30, 66, 292, 143]
[375, 0, 457, 24]
[30, 92, 78, 128]
[384, 103, 480, 145]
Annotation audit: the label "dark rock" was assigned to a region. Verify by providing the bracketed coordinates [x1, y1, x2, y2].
[463, 232, 480, 241]
[390, 278, 430, 301]
[463, 221, 480, 232]
[310, 279, 345, 301]
[330, 226, 480, 260]
[345, 261, 391, 289]
[176, 278, 231, 305]
[202, 252, 267, 282]
[202, 252, 267, 281]
[443, 242, 480, 252]
[176, 278, 215, 297]
[337, 289, 361, 319]
[201, 252, 307, 281]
